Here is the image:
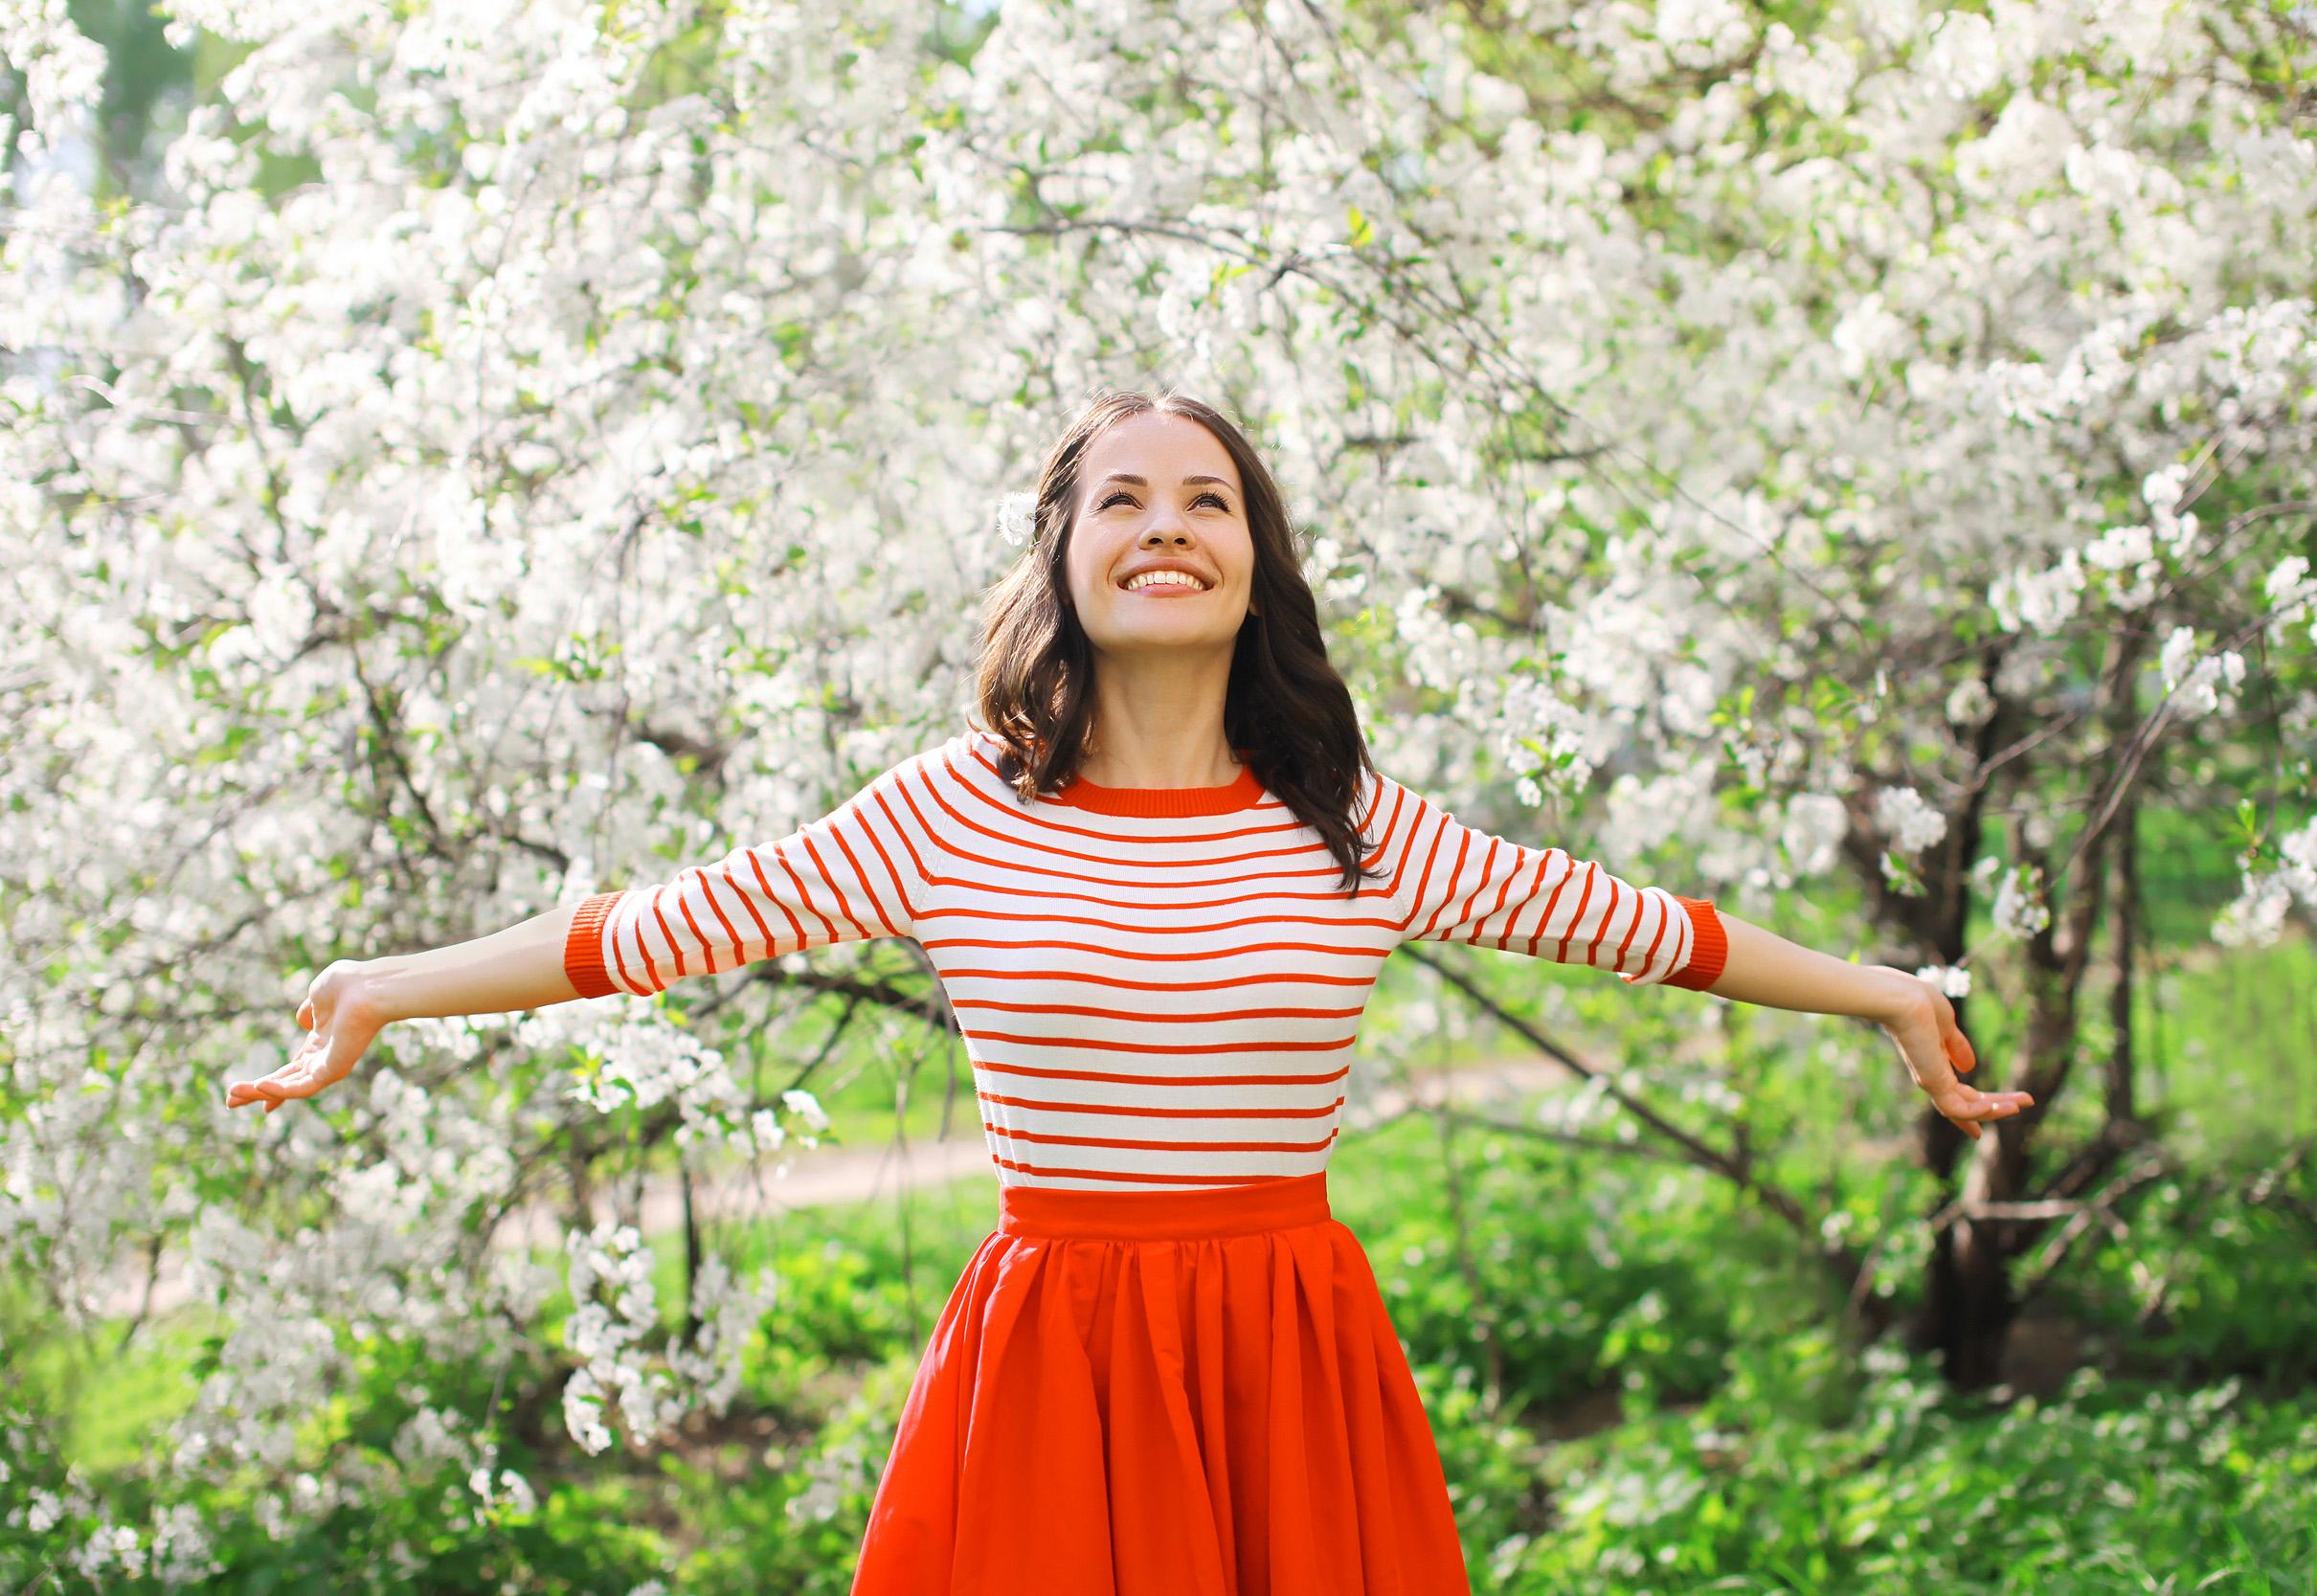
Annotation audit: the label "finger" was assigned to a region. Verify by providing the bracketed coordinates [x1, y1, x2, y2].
[1947, 1093, 2035, 1124]
[235, 1068, 295, 1098]
[235, 1031, 316, 1102]
[244, 1069, 313, 1103]
[297, 998, 314, 1030]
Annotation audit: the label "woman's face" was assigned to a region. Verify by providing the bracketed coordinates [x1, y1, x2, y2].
[1063, 411, 1256, 660]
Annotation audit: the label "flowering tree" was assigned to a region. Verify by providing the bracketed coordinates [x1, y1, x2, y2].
[4, 0, 2313, 1580]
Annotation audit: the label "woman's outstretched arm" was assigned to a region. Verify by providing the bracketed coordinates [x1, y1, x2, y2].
[1367, 769, 2033, 1141]
[224, 903, 587, 1115]
[361, 901, 588, 1021]
[1704, 912, 2034, 1140]
[228, 741, 934, 1114]
[1700, 910, 1918, 1017]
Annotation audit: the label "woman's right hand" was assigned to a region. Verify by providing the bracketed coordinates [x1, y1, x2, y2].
[226, 959, 387, 1114]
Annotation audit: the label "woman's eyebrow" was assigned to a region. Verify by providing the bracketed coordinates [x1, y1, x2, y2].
[1095, 473, 1233, 493]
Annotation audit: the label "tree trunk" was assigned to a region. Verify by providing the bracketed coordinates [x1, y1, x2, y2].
[2107, 784, 2139, 1126]
[681, 1152, 705, 1343]
[1923, 655, 2127, 1384]
[1926, 1002, 2062, 1386]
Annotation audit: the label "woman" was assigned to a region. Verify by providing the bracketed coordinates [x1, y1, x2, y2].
[227, 385, 2031, 1593]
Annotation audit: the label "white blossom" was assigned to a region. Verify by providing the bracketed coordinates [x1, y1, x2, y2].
[1914, 963, 1973, 999]
[993, 490, 1039, 547]
[1921, 10, 2003, 100]
[2082, 523, 2154, 573]
[2157, 625, 2247, 719]
[780, 1087, 831, 1133]
[1945, 678, 1994, 728]
[73, 1521, 146, 1583]
[469, 1466, 539, 1517]
[2264, 553, 2317, 646]
[1874, 786, 1948, 853]
[1991, 863, 2053, 941]
[2213, 817, 2317, 950]
[1991, 549, 2086, 635]
[1778, 793, 1850, 877]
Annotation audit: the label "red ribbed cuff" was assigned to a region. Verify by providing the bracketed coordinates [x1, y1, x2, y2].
[564, 889, 625, 999]
[1660, 895, 1728, 992]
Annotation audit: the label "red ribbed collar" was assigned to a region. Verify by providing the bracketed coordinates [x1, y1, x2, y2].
[1053, 750, 1265, 817]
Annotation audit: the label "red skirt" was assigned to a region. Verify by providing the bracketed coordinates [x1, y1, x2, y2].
[847, 1169, 1472, 1595]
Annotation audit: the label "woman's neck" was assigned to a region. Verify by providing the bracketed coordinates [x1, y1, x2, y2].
[1075, 743, 1243, 789]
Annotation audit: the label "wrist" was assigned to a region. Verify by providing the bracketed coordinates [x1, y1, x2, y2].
[1862, 966, 1929, 1027]
[347, 955, 409, 1026]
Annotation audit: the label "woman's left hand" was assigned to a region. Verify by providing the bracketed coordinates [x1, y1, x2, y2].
[1871, 967, 2034, 1140]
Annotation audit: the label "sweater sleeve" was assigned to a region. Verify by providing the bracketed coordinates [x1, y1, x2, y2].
[1365, 771, 1728, 991]
[562, 754, 928, 999]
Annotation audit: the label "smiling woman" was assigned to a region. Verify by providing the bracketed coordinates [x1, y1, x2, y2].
[1061, 416, 1267, 782]
[832, 386, 1494, 1594]
[969, 387, 1371, 836]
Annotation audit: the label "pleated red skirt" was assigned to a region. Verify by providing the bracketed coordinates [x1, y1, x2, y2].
[846, 1168, 1472, 1595]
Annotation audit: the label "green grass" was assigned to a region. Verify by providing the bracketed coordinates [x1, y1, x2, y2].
[809, 1045, 979, 1153]
[2132, 933, 2317, 1149]
[0, 1276, 225, 1477]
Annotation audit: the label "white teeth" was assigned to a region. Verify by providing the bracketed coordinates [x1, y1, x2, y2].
[1123, 571, 1207, 592]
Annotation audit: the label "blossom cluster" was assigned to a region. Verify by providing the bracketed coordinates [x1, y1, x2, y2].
[558, 1219, 780, 1456]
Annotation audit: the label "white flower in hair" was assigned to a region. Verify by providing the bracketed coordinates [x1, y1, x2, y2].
[993, 491, 1038, 547]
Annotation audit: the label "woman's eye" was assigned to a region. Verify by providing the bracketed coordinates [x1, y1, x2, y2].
[1098, 490, 1228, 510]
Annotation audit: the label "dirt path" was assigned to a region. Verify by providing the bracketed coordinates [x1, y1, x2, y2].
[101, 1054, 1573, 1322]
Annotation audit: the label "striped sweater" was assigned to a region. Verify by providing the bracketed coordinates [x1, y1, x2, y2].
[564, 728, 1728, 1191]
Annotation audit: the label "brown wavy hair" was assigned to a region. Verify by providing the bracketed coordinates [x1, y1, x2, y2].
[970, 383, 1388, 899]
